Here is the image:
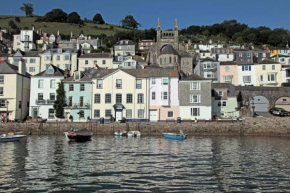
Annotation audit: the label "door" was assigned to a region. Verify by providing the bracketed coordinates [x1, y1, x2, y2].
[150, 110, 158, 122]
[33, 109, 38, 118]
[250, 96, 269, 112]
[115, 110, 122, 121]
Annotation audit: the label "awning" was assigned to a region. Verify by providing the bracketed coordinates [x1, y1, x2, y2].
[113, 103, 125, 109]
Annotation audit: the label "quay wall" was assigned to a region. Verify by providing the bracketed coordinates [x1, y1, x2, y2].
[0, 117, 290, 137]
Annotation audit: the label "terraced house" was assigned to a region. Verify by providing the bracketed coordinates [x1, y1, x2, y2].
[255, 60, 282, 87]
[78, 53, 113, 71]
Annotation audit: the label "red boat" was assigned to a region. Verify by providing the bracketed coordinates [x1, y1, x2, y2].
[64, 128, 92, 142]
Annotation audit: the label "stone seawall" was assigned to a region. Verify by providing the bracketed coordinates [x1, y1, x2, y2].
[1, 117, 290, 136]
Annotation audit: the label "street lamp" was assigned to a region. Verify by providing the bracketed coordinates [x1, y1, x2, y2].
[6, 100, 9, 122]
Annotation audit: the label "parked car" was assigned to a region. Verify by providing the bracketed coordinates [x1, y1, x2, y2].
[279, 110, 290, 117]
[269, 107, 284, 114]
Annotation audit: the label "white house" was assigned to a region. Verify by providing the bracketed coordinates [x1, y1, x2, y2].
[29, 65, 65, 121]
[17, 29, 40, 51]
[237, 62, 256, 86]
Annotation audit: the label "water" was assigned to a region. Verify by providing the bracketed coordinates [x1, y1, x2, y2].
[1, 135, 290, 192]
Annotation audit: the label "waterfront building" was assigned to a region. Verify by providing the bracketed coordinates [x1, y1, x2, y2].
[114, 40, 136, 56]
[219, 61, 238, 85]
[237, 62, 256, 86]
[179, 74, 212, 120]
[78, 53, 113, 71]
[29, 65, 65, 120]
[62, 71, 92, 122]
[0, 61, 31, 121]
[211, 48, 234, 62]
[194, 57, 220, 82]
[212, 83, 239, 118]
[255, 60, 282, 87]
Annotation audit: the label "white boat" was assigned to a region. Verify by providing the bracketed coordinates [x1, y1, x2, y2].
[0, 134, 26, 142]
[114, 131, 128, 136]
[127, 131, 141, 137]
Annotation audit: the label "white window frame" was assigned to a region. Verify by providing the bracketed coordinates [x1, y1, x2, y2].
[190, 82, 200, 90]
[190, 94, 201, 103]
[190, 108, 200, 116]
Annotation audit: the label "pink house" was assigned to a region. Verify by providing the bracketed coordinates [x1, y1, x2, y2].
[149, 69, 179, 121]
[219, 61, 238, 85]
[0, 53, 9, 63]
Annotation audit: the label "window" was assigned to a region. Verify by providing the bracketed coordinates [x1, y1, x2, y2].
[79, 111, 84, 118]
[262, 65, 266, 70]
[38, 80, 44, 88]
[161, 92, 168, 100]
[152, 92, 156, 100]
[272, 65, 275, 70]
[190, 94, 200, 103]
[48, 109, 55, 118]
[116, 79, 122, 89]
[94, 109, 100, 118]
[85, 60, 88, 65]
[162, 78, 169, 85]
[126, 109, 132, 118]
[137, 94, 143, 104]
[138, 109, 144, 118]
[30, 58, 36, 63]
[65, 64, 71, 70]
[105, 94, 111, 103]
[68, 96, 73, 106]
[50, 79, 56, 88]
[223, 76, 232, 82]
[80, 84, 85, 91]
[151, 78, 156, 85]
[105, 110, 111, 117]
[126, 94, 133, 103]
[56, 55, 60, 61]
[218, 91, 223, 96]
[190, 108, 200, 116]
[247, 53, 251, 57]
[203, 63, 213, 69]
[94, 94, 100, 103]
[168, 111, 173, 117]
[116, 94, 122, 103]
[0, 100, 5, 107]
[260, 75, 263, 82]
[80, 96, 84, 107]
[223, 101, 227, 106]
[75, 72, 80, 80]
[50, 93, 55, 101]
[204, 72, 214, 78]
[0, 87, 3, 95]
[19, 101, 21, 109]
[69, 84, 74, 91]
[29, 67, 35, 72]
[242, 65, 251, 71]
[97, 79, 103, 89]
[268, 73, 276, 81]
[190, 82, 200, 90]
[45, 55, 51, 61]
[136, 79, 142, 89]
[243, 76, 251, 83]
[64, 55, 70, 60]
[102, 60, 106, 65]
[225, 65, 230, 72]
[0, 75, 3, 84]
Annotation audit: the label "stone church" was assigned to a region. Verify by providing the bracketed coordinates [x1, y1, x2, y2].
[147, 19, 193, 75]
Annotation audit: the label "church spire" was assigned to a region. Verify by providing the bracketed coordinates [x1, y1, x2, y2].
[174, 18, 178, 30]
[157, 18, 161, 30]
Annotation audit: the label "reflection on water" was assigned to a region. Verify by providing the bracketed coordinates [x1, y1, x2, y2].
[1, 135, 290, 192]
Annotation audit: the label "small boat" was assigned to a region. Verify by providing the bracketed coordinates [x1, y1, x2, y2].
[127, 131, 141, 137]
[163, 130, 187, 140]
[115, 131, 128, 136]
[0, 133, 26, 142]
[64, 128, 92, 142]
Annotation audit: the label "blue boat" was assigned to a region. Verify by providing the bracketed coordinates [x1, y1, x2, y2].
[163, 131, 187, 140]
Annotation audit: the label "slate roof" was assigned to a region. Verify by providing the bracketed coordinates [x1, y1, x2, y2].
[270, 54, 290, 58]
[159, 44, 179, 56]
[22, 51, 41, 57]
[62, 72, 92, 82]
[180, 73, 209, 81]
[115, 40, 135, 45]
[41, 48, 78, 54]
[200, 57, 217, 62]
[212, 83, 236, 97]
[259, 59, 280, 64]
[79, 53, 112, 58]
[179, 51, 192, 57]
[220, 61, 237, 66]
[0, 61, 31, 77]
[33, 64, 65, 77]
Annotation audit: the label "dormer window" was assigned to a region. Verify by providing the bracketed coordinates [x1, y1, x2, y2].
[75, 72, 80, 80]
[57, 48, 62, 53]
[46, 66, 54, 74]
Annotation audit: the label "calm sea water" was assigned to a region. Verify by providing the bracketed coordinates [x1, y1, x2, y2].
[1, 135, 290, 192]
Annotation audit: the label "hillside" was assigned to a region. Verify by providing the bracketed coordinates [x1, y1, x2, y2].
[0, 15, 131, 37]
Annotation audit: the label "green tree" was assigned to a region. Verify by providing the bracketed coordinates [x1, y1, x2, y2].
[20, 3, 34, 17]
[121, 15, 141, 29]
[53, 82, 66, 118]
[93, 13, 105, 24]
[236, 37, 243, 44]
[42, 9, 68, 22]
[67, 12, 81, 24]
[8, 20, 18, 29]
[15, 17, 21, 23]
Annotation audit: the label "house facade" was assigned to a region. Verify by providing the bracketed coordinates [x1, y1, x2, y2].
[179, 74, 212, 120]
[255, 60, 282, 87]
[237, 62, 256, 86]
[29, 65, 64, 120]
[114, 40, 135, 56]
[219, 62, 238, 85]
[78, 53, 113, 71]
[138, 40, 155, 51]
[195, 57, 220, 82]
[18, 29, 41, 51]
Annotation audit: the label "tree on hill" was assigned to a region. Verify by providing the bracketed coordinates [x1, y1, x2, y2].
[67, 12, 81, 24]
[20, 3, 34, 17]
[42, 9, 68, 22]
[15, 17, 21, 23]
[8, 20, 18, 29]
[93, 13, 105, 24]
[121, 15, 141, 29]
[53, 82, 66, 118]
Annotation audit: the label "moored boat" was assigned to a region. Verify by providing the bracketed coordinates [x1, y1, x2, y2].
[127, 131, 141, 137]
[0, 134, 27, 142]
[163, 130, 187, 140]
[115, 131, 128, 136]
[64, 128, 92, 142]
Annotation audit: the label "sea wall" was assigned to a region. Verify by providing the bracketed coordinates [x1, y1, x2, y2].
[1, 117, 290, 136]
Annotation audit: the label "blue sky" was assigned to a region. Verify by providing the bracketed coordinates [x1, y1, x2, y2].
[2, 0, 290, 30]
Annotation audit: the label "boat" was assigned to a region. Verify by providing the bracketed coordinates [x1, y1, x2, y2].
[127, 131, 141, 137]
[64, 128, 92, 142]
[114, 130, 128, 136]
[0, 133, 26, 142]
[163, 130, 187, 140]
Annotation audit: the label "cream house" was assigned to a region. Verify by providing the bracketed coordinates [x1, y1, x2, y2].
[78, 53, 113, 71]
[0, 61, 31, 121]
[255, 60, 282, 87]
[91, 68, 149, 122]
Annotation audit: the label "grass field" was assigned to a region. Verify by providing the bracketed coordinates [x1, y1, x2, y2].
[0, 15, 131, 37]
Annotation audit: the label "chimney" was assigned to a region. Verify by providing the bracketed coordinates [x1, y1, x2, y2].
[88, 36, 91, 40]
[32, 26, 35, 31]
[64, 69, 70, 78]
[18, 59, 26, 75]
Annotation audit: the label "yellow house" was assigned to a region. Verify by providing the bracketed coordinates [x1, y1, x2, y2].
[0, 61, 31, 121]
[255, 60, 282, 87]
[269, 48, 279, 57]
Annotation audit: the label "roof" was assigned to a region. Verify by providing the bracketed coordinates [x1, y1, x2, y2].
[41, 48, 78, 54]
[115, 40, 135, 46]
[220, 61, 237, 66]
[259, 59, 280, 64]
[180, 73, 208, 81]
[132, 55, 146, 63]
[270, 54, 290, 58]
[200, 57, 217, 62]
[0, 61, 30, 77]
[78, 39, 100, 47]
[22, 51, 41, 57]
[236, 61, 254, 66]
[160, 44, 179, 56]
[79, 53, 112, 58]
[62, 71, 91, 82]
[34, 64, 65, 77]
[212, 83, 236, 97]
[179, 51, 192, 57]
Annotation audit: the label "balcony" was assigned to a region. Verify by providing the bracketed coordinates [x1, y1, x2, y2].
[260, 80, 278, 86]
[35, 99, 55, 105]
[66, 103, 90, 109]
[21, 36, 31, 42]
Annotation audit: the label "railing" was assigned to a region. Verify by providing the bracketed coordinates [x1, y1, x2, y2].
[21, 37, 31, 42]
[35, 99, 55, 105]
[66, 103, 90, 109]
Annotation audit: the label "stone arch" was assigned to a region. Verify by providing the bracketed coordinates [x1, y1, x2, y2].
[250, 95, 269, 112]
[275, 96, 290, 111]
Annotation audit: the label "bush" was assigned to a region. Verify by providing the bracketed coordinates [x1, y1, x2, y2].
[15, 17, 21, 23]
[8, 20, 18, 29]
[23, 26, 29, 30]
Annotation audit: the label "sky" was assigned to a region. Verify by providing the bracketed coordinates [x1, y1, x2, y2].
[2, 0, 290, 30]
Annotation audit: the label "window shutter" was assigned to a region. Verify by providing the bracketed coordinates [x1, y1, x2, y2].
[242, 66, 244, 71]
[249, 65, 251, 71]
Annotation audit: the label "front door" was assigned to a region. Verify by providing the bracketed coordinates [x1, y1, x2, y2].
[33, 109, 38, 118]
[115, 110, 122, 121]
[150, 110, 158, 122]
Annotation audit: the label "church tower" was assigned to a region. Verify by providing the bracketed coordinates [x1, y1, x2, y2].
[157, 18, 161, 43]
[174, 19, 179, 49]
